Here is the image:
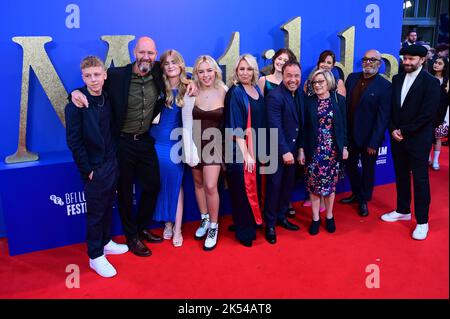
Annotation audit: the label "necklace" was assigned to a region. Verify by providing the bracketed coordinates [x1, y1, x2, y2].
[96, 94, 105, 107]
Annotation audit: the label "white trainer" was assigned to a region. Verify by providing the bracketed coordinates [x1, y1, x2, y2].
[380, 211, 412, 222]
[104, 240, 129, 255]
[204, 227, 218, 251]
[89, 255, 117, 278]
[195, 217, 210, 240]
[412, 223, 429, 240]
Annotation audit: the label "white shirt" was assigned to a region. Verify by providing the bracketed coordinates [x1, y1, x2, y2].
[401, 65, 422, 107]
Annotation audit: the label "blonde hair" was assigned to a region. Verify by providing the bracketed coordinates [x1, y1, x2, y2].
[310, 69, 336, 92]
[80, 55, 105, 70]
[192, 55, 225, 89]
[160, 49, 190, 107]
[230, 54, 259, 87]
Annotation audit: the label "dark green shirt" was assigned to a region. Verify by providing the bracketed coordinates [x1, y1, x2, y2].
[122, 71, 158, 134]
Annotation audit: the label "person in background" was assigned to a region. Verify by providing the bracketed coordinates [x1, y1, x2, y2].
[65, 56, 128, 278]
[402, 29, 417, 48]
[429, 57, 449, 171]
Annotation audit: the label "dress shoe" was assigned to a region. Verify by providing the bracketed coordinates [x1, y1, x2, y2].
[325, 217, 336, 233]
[228, 224, 236, 232]
[139, 229, 163, 243]
[380, 211, 411, 222]
[265, 227, 277, 244]
[358, 202, 369, 217]
[89, 255, 117, 278]
[127, 237, 152, 257]
[309, 219, 321, 235]
[239, 238, 253, 247]
[340, 194, 357, 204]
[277, 218, 300, 231]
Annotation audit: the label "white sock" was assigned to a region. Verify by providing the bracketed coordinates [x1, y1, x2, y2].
[201, 213, 209, 220]
[433, 151, 440, 165]
[210, 222, 218, 229]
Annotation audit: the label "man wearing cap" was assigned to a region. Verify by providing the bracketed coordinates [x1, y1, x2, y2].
[381, 44, 440, 240]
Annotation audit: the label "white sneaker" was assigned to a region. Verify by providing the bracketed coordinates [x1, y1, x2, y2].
[381, 211, 412, 222]
[195, 217, 210, 240]
[104, 240, 129, 255]
[412, 223, 429, 240]
[432, 163, 440, 171]
[89, 255, 117, 278]
[204, 227, 218, 251]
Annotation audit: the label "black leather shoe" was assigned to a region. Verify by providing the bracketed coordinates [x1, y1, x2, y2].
[277, 219, 300, 231]
[239, 239, 253, 247]
[358, 202, 369, 217]
[325, 217, 336, 233]
[139, 230, 163, 243]
[309, 219, 321, 235]
[228, 224, 236, 232]
[340, 194, 357, 204]
[127, 237, 152, 257]
[265, 227, 277, 244]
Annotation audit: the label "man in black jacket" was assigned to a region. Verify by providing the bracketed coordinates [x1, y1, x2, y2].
[72, 37, 166, 257]
[381, 45, 440, 240]
[66, 56, 128, 277]
[341, 49, 392, 217]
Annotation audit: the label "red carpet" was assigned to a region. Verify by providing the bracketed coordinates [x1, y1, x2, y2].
[0, 148, 448, 299]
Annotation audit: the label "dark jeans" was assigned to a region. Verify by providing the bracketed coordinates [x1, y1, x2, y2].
[346, 142, 378, 203]
[84, 157, 119, 259]
[116, 134, 160, 239]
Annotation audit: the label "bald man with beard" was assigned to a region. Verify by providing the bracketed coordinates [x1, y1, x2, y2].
[340, 49, 392, 217]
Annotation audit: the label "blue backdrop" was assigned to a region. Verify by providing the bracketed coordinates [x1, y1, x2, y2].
[0, 0, 402, 254]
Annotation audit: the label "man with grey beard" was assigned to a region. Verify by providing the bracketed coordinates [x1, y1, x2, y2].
[340, 50, 391, 217]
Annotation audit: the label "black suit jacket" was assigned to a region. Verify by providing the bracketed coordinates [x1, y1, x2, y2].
[345, 72, 392, 149]
[299, 91, 347, 161]
[265, 83, 303, 157]
[103, 62, 165, 138]
[389, 68, 440, 151]
[65, 87, 114, 179]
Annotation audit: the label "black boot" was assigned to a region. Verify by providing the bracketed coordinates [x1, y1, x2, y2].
[325, 217, 336, 233]
[309, 219, 321, 235]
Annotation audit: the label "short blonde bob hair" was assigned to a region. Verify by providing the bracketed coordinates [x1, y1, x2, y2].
[230, 54, 259, 87]
[309, 69, 336, 92]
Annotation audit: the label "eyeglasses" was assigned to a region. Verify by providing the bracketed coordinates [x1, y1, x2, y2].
[311, 79, 325, 86]
[362, 57, 380, 63]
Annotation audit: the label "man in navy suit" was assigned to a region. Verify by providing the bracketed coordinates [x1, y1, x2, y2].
[263, 61, 303, 244]
[340, 49, 392, 217]
[381, 45, 440, 240]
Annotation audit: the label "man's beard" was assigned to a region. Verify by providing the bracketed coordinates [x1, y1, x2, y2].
[138, 59, 153, 73]
[403, 63, 420, 73]
[363, 66, 378, 75]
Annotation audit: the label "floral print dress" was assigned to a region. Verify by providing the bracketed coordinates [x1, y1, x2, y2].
[306, 98, 342, 196]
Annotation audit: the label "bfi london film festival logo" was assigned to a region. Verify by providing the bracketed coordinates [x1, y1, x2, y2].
[49, 191, 87, 216]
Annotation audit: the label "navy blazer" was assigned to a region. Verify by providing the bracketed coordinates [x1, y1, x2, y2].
[265, 83, 303, 157]
[65, 87, 114, 179]
[299, 92, 347, 161]
[389, 68, 440, 150]
[345, 72, 392, 149]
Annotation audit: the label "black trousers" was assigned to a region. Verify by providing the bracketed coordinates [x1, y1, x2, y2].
[346, 141, 378, 203]
[116, 135, 160, 239]
[264, 160, 296, 228]
[391, 139, 431, 224]
[84, 157, 119, 259]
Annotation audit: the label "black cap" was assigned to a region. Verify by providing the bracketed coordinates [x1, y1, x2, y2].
[400, 44, 428, 57]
